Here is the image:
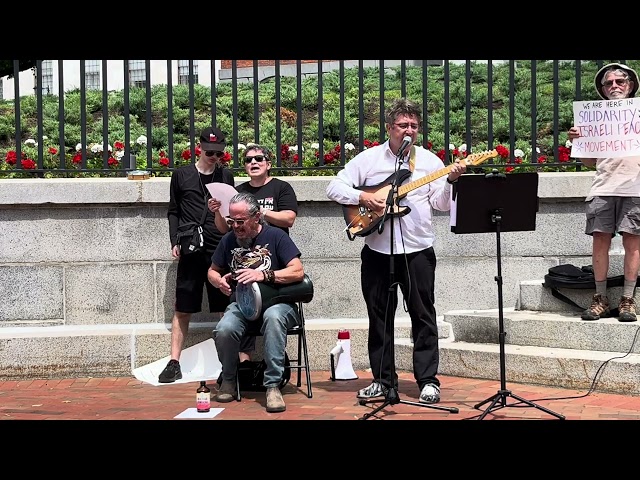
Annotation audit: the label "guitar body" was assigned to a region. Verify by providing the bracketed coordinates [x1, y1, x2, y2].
[337, 149, 499, 240]
[342, 170, 412, 239]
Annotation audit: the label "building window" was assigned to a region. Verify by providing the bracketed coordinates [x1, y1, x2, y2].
[0, 79, 3, 101]
[41, 60, 53, 95]
[85, 60, 101, 90]
[178, 60, 198, 85]
[128, 60, 146, 88]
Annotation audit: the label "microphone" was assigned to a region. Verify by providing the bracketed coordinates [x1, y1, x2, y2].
[396, 136, 412, 157]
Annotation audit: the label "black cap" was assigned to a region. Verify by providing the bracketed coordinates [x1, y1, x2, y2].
[199, 126, 226, 151]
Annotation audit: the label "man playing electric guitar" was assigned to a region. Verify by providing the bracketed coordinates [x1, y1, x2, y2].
[325, 97, 466, 405]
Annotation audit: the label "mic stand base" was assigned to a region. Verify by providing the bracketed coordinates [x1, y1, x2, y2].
[358, 387, 459, 420]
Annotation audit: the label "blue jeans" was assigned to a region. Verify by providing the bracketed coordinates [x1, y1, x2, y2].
[213, 301, 300, 388]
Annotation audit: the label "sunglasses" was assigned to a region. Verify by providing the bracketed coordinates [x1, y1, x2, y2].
[603, 78, 628, 87]
[225, 217, 250, 227]
[205, 150, 225, 158]
[244, 155, 267, 164]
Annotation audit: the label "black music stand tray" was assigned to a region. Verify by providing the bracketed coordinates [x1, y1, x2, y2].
[452, 171, 565, 420]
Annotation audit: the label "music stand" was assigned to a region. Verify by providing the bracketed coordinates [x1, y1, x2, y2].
[358, 152, 459, 420]
[452, 171, 565, 420]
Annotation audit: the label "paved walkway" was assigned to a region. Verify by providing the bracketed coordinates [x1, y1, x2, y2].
[1, 370, 639, 420]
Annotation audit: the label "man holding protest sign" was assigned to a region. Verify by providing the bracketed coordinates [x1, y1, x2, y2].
[568, 62, 640, 323]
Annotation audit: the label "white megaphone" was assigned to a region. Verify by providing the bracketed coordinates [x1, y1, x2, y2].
[329, 329, 358, 381]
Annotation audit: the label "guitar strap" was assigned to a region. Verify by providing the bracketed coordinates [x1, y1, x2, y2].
[409, 145, 416, 172]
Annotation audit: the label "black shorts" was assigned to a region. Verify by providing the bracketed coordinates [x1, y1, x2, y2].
[174, 250, 230, 314]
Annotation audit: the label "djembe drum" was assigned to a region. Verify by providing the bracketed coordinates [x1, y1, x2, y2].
[236, 274, 314, 321]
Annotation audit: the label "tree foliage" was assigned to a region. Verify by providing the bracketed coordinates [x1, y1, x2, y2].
[0, 60, 37, 79]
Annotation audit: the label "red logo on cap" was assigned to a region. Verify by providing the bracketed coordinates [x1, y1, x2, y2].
[210, 134, 217, 142]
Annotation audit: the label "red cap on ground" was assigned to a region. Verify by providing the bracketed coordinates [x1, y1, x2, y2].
[337, 329, 350, 339]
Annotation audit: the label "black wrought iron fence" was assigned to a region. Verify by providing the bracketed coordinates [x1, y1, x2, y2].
[0, 59, 633, 178]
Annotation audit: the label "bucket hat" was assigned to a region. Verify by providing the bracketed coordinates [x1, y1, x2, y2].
[594, 62, 639, 99]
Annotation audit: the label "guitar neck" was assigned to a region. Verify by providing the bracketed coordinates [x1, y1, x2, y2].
[397, 164, 454, 197]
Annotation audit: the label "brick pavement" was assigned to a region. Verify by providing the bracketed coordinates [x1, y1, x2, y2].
[1, 370, 639, 421]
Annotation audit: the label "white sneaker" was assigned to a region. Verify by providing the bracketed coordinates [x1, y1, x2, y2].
[356, 381, 388, 399]
[419, 384, 440, 404]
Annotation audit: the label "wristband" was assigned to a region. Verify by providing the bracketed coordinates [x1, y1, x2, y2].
[446, 176, 458, 185]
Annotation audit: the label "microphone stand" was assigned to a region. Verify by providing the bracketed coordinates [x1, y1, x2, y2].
[358, 146, 459, 419]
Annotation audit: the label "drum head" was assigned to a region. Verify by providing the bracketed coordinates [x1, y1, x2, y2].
[236, 282, 262, 321]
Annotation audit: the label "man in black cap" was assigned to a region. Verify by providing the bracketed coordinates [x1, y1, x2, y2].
[568, 63, 640, 323]
[159, 126, 236, 383]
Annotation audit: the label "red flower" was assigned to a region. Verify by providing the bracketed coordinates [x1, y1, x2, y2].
[537, 156, 547, 164]
[159, 157, 169, 167]
[108, 157, 119, 166]
[181, 149, 191, 160]
[5, 151, 17, 165]
[436, 149, 446, 161]
[495, 145, 510, 159]
[114, 141, 125, 150]
[222, 152, 231, 164]
[48, 147, 58, 155]
[426, 141, 433, 150]
[72, 153, 82, 164]
[159, 150, 166, 158]
[293, 154, 299, 162]
[323, 153, 335, 164]
[505, 165, 515, 173]
[21, 159, 36, 169]
[364, 139, 372, 148]
[195, 146, 201, 156]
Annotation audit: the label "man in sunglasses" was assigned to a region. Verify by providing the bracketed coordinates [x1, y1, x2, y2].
[159, 126, 235, 383]
[568, 63, 640, 323]
[208, 192, 305, 413]
[211, 144, 299, 363]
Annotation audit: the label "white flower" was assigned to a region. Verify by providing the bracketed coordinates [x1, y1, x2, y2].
[115, 150, 125, 160]
[536, 147, 541, 154]
[344, 143, 355, 151]
[565, 140, 572, 148]
[91, 143, 102, 154]
[42, 135, 48, 141]
[290, 145, 299, 153]
[310, 142, 319, 149]
[136, 135, 147, 146]
[25, 138, 36, 146]
[76, 143, 83, 152]
[246, 142, 257, 148]
[449, 143, 456, 150]
[458, 143, 467, 153]
[514, 149, 524, 158]
[237, 143, 246, 150]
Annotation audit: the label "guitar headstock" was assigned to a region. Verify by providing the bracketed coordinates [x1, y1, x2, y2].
[461, 149, 499, 167]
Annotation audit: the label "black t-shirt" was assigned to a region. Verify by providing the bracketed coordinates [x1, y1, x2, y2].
[168, 164, 235, 253]
[212, 225, 302, 302]
[236, 178, 298, 235]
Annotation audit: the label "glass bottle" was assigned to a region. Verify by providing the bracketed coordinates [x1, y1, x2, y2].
[196, 381, 211, 413]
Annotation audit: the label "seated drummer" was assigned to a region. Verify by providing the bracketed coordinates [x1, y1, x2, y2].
[207, 191, 304, 413]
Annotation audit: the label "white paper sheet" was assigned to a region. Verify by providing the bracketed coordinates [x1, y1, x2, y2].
[133, 338, 222, 387]
[205, 183, 238, 218]
[174, 407, 224, 419]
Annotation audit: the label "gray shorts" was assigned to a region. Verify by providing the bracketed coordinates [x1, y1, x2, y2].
[585, 196, 640, 236]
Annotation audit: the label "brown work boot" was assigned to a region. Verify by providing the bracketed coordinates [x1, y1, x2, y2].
[215, 379, 237, 403]
[266, 386, 286, 413]
[618, 296, 637, 322]
[581, 293, 610, 321]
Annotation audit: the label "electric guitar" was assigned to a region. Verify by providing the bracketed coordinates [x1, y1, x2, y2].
[341, 149, 499, 240]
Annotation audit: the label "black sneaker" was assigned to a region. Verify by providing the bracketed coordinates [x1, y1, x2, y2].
[158, 359, 182, 383]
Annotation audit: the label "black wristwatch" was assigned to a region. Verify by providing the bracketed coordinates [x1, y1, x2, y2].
[446, 176, 458, 185]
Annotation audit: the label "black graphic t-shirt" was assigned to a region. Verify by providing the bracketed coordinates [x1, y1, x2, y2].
[211, 224, 301, 301]
[236, 178, 298, 235]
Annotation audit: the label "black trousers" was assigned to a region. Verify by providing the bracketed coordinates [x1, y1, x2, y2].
[361, 244, 439, 391]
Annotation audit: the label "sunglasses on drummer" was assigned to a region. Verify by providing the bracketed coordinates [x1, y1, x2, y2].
[226, 216, 251, 227]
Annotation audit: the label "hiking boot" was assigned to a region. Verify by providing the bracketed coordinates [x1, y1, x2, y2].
[618, 296, 637, 322]
[356, 381, 388, 399]
[215, 380, 238, 403]
[581, 294, 610, 321]
[419, 384, 441, 404]
[158, 359, 182, 383]
[266, 386, 286, 413]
